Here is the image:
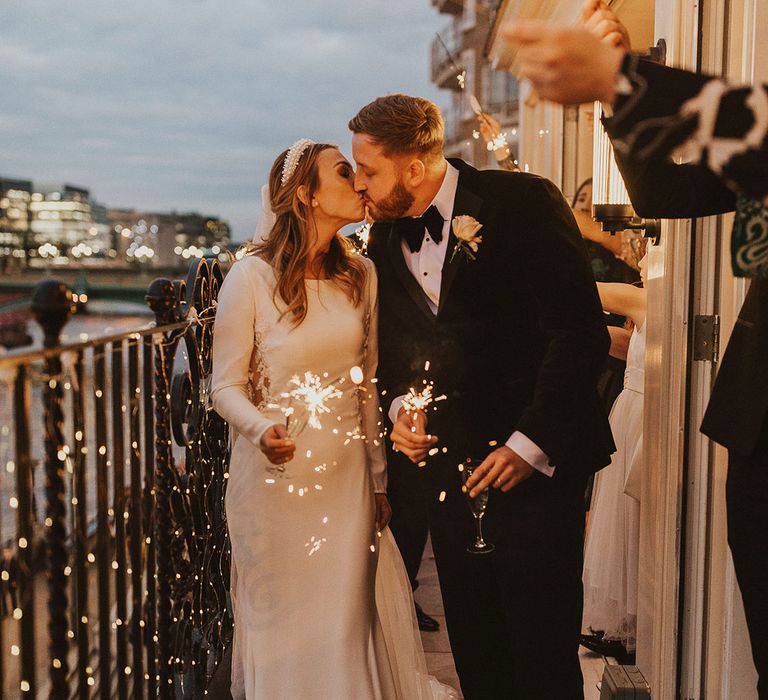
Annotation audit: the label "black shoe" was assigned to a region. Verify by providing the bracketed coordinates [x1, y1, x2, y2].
[415, 602, 440, 632]
[579, 633, 635, 664]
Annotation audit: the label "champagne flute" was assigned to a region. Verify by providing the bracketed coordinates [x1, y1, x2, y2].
[460, 459, 495, 555]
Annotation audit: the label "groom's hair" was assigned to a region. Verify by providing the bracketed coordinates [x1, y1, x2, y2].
[349, 94, 444, 161]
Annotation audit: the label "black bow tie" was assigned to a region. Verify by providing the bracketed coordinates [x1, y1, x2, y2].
[395, 205, 444, 253]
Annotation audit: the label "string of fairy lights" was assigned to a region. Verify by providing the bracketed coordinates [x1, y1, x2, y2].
[0, 307, 231, 694]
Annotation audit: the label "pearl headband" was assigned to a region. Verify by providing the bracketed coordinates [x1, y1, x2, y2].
[281, 139, 315, 186]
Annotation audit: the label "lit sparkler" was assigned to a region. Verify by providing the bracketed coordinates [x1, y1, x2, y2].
[435, 32, 510, 155]
[486, 131, 510, 153]
[402, 380, 436, 415]
[281, 371, 343, 437]
[401, 381, 447, 418]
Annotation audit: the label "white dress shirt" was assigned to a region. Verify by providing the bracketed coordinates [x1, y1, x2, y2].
[387, 163, 554, 477]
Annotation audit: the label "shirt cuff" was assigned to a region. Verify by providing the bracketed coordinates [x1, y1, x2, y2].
[505, 431, 555, 477]
[388, 395, 406, 425]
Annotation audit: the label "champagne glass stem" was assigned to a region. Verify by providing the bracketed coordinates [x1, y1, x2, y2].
[475, 514, 486, 547]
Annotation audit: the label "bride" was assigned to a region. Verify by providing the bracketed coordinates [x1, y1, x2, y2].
[211, 139, 456, 699]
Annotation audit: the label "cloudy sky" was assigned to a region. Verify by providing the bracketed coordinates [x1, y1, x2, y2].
[2, 1, 445, 241]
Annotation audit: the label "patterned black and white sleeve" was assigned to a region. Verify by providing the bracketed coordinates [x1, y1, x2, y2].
[604, 55, 768, 202]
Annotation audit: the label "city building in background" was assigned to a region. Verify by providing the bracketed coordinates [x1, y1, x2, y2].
[27, 183, 114, 267]
[107, 209, 231, 268]
[0, 174, 231, 270]
[430, 0, 519, 167]
[0, 178, 33, 271]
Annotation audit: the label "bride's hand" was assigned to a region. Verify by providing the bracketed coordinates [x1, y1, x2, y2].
[374, 493, 392, 531]
[260, 424, 295, 465]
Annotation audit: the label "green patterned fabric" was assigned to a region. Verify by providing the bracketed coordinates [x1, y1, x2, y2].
[732, 194, 768, 278]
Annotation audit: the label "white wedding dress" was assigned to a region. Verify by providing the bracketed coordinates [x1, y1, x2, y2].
[211, 255, 456, 699]
[582, 321, 645, 652]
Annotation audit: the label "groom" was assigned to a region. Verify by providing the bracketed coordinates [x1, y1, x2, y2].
[350, 95, 615, 699]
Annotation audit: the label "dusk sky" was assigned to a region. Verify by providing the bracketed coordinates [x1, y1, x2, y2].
[2, 1, 444, 241]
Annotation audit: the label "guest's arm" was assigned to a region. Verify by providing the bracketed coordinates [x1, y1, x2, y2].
[506, 23, 768, 204]
[606, 56, 768, 204]
[608, 326, 632, 361]
[597, 282, 646, 328]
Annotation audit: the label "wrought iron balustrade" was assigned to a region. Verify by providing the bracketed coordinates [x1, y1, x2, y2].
[0, 258, 232, 698]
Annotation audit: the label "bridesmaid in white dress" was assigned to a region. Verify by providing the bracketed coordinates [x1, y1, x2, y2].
[211, 140, 456, 699]
[582, 255, 647, 655]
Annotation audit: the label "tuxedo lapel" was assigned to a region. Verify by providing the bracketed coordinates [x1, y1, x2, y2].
[438, 175, 483, 316]
[386, 224, 436, 322]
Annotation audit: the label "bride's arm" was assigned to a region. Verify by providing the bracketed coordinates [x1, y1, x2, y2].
[211, 261, 279, 449]
[360, 261, 388, 495]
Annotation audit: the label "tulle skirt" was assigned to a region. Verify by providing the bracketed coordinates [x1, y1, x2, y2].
[374, 528, 459, 700]
[582, 387, 643, 651]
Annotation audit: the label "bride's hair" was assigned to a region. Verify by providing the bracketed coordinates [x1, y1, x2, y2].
[245, 143, 367, 326]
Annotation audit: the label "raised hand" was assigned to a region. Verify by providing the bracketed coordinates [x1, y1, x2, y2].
[464, 446, 535, 497]
[260, 424, 296, 465]
[505, 22, 624, 105]
[478, 112, 502, 146]
[389, 408, 438, 464]
[580, 0, 632, 51]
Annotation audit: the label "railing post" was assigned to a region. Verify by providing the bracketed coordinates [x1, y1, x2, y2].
[145, 279, 178, 699]
[31, 280, 74, 697]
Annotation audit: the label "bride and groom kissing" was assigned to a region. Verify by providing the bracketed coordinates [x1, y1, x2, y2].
[211, 94, 615, 699]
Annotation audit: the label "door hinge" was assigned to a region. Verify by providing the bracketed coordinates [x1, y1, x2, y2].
[693, 314, 720, 362]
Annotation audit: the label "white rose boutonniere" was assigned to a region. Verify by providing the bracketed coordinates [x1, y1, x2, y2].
[450, 215, 483, 263]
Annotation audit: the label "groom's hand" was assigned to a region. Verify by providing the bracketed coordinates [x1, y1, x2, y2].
[466, 447, 535, 497]
[390, 409, 438, 464]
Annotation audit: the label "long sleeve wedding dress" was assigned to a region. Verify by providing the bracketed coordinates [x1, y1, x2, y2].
[211, 254, 456, 699]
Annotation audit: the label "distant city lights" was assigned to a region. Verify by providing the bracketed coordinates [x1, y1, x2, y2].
[38, 242, 59, 258]
[2, 178, 231, 267]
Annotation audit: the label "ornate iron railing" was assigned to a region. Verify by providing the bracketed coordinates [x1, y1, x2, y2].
[0, 258, 232, 698]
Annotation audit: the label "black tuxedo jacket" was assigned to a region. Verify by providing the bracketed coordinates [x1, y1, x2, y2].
[368, 159, 615, 476]
[604, 58, 768, 457]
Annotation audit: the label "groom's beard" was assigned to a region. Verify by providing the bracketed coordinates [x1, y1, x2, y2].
[365, 178, 414, 222]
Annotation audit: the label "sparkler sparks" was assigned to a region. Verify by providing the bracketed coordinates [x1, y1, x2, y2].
[487, 132, 510, 152]
[401, 379, 447, 417]
[281, 371, 343, 436]
[402, 381, 435, 415]
[305, 536, 327, 557]
[435, 32, 510, 156]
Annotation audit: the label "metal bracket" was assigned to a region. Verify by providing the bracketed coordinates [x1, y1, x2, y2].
[646, 38, 667, 64]
[693, 314, 720, 362]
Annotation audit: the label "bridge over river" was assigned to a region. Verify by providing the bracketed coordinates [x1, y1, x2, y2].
[0, 266, 189, 313]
